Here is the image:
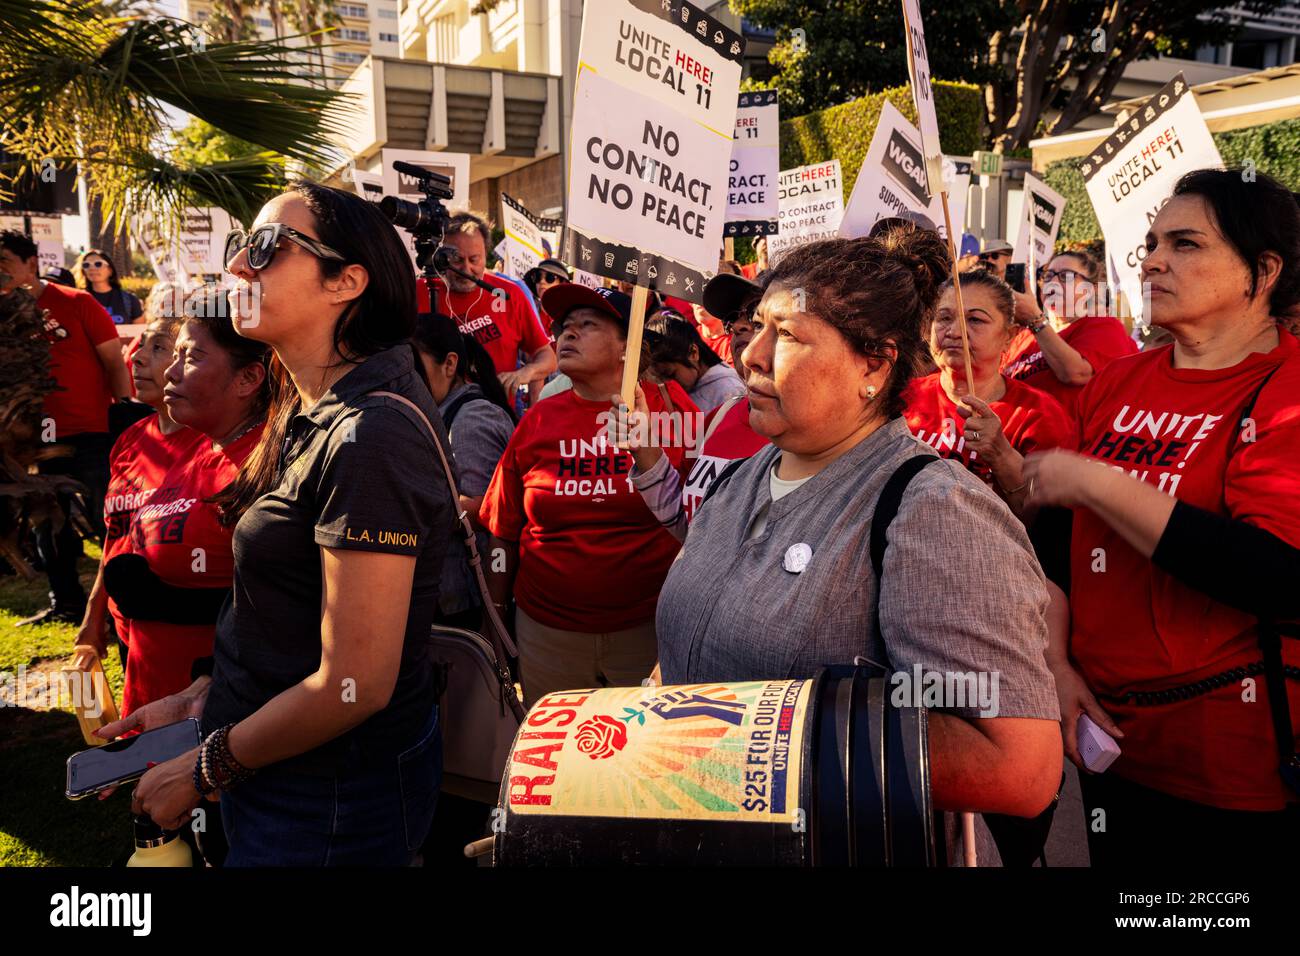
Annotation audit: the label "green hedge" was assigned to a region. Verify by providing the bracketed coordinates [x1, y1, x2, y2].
[1043, 117, 1300, 247]
[780, 81, 984, 199]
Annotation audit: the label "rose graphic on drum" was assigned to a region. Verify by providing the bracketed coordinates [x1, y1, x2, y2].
[575, 715, 628, 759]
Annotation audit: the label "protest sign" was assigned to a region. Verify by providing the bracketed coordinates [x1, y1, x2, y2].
[564, 2, 742, 303]
[567, 0, 744, 406]
[176, 208, 235, 276]
[379, 149, 471, 211]
[575, 0, 744, 136]
[838, 101, 968, 241]
[1082, 73, 1221, 324]
[1012, 173, 1066, 266]
[28, 217, 64, 276]
[351, 169, 384, 204]
[768, 160, 844, 261]
[500, 193, 563, 280]
[900, 0, 944, 192]
[900, 0, 972, 396]
[725, 89, 779, 237]
[573, 269, 604, 290]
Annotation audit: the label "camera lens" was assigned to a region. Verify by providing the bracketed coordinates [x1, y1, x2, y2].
[379, 196, 431, 231]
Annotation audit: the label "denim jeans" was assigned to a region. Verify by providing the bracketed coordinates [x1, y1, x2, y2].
[220, 702, 442, 866]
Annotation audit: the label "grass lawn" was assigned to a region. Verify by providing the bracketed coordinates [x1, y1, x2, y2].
[0, 543, 137, 867]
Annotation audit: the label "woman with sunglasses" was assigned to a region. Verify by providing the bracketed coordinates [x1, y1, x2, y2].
[1002, 249, 1136, 415]
[74, 249, 142, 326]
[118, 182, 454, 866]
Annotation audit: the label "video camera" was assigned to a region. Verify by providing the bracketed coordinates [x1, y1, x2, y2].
[380, 161, 454, 274]
[379, 160, 501, 312]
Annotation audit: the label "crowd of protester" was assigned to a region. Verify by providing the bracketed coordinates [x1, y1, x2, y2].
[3, 163, 1297, 868]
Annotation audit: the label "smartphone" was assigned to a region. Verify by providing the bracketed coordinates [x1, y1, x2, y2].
[1004, 262, 1027, 293]
[65, 718, 202, 800]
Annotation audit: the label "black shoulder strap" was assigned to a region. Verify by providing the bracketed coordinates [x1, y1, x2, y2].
[701, 456, 749, 506]
[441, 389, 484, 429]
[1233, 362, 1283, 452]
[870, 455, 939, 638]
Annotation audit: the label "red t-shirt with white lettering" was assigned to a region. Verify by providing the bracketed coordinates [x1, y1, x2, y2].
[103, 417, 205, 650]
[420, 274, 551, 377]
[119, 425, 263, 716]
[1002, 315, 1136, 415]
[902, 373, 1076, 487]
[1070, 333, 1300, 810]
[36, 282, 121, 436]
[480, 381, 696, 632]
[680, 398, 768, 524]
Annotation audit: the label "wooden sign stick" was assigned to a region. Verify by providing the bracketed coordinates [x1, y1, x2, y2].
[939, 190, 976, 395]
[724, 237, 735, 260]
[621, 283, 650, 409]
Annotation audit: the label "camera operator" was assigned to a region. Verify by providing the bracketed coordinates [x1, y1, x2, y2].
[424, 213, 555, 403]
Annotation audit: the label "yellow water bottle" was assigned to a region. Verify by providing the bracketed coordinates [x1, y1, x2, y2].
[125, 814, 193, 867]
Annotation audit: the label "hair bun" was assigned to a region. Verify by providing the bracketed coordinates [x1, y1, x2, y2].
[876, 226, 950, 310]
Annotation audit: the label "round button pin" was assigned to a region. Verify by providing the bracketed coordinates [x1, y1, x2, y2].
[783, 542, 813, 574]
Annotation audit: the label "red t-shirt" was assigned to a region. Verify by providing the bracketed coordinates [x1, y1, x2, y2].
[902, 373, 1075, 487]
[420, 274, 551, 377]
[1070, 334, 1300, 810]
[480, 380, 696, 632]
[703, 332, 733, 367]
[119, 424, 263, 716]
[680, 398, 768, 524]
[740, 263, 760, 280]
[36, 282, 120, 436]
[1002, 315, 1137, 415]
[103, 417, 205, 650]
[662, 295, 695, 318]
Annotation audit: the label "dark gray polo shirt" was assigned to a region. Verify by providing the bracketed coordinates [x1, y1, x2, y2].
[203, 345, 456, 773]
[657, 417, 1059, 721]
[435, 381, 514, 616]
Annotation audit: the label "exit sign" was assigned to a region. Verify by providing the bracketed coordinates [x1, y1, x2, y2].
[974, 150, 1003, 177]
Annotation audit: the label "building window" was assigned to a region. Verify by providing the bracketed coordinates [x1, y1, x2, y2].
[341, 28, 369, 41]
[377, 8, 397, 18]
[256, 17, 272, 27]
[378, 32, 398, 43]
[338, 3, 368, 17]
[335, 51, 365, 64]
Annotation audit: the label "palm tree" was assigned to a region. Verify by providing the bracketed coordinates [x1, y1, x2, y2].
[284, 0, 344, 90]
[0, 0, 351, 232]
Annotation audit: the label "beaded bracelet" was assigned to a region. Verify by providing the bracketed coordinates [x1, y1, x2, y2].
[192, 723, 255, 795]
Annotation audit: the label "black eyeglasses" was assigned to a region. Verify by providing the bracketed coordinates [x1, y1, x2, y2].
[224, 224, 345, 272]
[82, 260, 109, 268]
[536, 272, 567, 286]
[1041, 268, 1084, 282]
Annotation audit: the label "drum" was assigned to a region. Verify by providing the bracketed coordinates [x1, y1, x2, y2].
[493, 665, 936, 865]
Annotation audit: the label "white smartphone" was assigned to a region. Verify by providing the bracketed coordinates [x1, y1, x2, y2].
[1076, 713, 1121, 773]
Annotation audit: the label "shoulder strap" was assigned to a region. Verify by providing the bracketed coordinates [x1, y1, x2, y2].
[870, 455, 939, 638]
[699, 394, 744, 452]
[368, 390, 522, 693]
[1234, 362, 1283, 451]
[701, 456, 749, 506]
[440, 389, 483, 430]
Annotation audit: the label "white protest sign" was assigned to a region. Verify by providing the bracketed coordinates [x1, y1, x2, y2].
[352, 169, 385, 204]
[725, 89, 779, 237]
[566, 1, 743, 304]
[379, 149, 471, 211]
[838, 100, 966, 241]
[900, 0, 944, 191]
[574, 268, 603, 290]
[576, 0, 744, 137]
[768, 160, 843, 261]
[1012, 173, 1066, 266]
[177, 208, 235, 276]
[500, 193, 552, 279]
[28, 216, 64, 276]
[1081, 73, 1221, 325]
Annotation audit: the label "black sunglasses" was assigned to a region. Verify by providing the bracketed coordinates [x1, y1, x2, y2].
[224, 224, 345, 271]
